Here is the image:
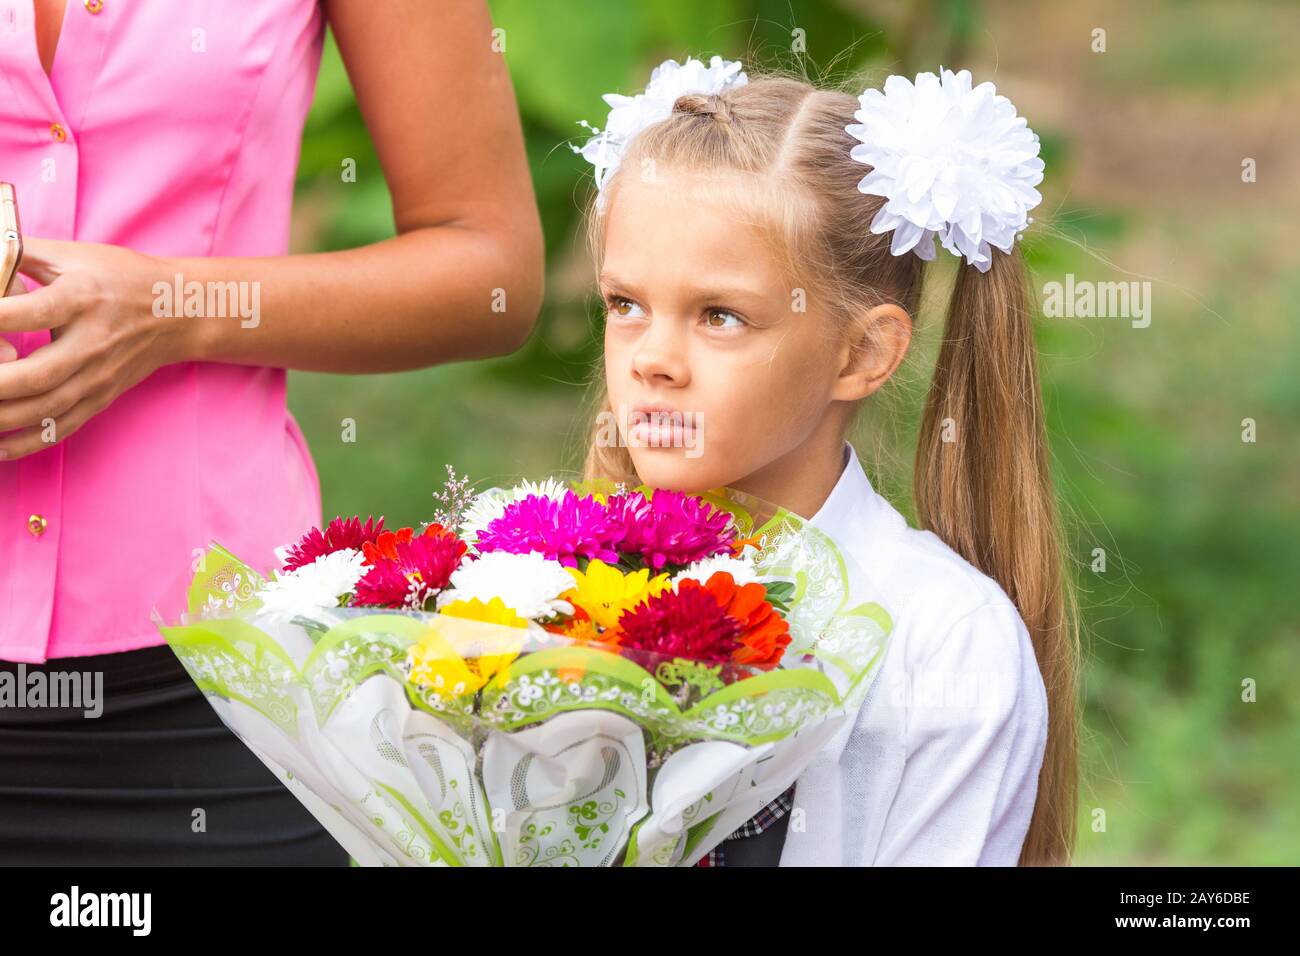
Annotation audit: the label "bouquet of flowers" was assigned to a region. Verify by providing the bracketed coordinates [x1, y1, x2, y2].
[153, 470, 893, 866]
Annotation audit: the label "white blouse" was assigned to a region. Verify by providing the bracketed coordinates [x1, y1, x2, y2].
[777, 441, 1049, 865]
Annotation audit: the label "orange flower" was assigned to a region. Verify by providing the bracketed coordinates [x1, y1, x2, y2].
[700, 571, 791, 670]
[730, 533, 763, 555]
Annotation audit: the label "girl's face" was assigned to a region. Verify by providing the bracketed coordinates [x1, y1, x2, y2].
[599, 168, 852, 498]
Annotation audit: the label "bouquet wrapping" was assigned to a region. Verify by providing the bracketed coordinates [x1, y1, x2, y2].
[153, 474, 893, 866]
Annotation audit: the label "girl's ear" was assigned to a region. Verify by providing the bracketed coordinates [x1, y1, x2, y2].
[831, 302, 912, 401]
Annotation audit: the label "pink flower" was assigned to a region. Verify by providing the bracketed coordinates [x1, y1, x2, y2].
[476, 491, 622, 568]
[607, 490, 735, 571]
[282, 516, 385, 572]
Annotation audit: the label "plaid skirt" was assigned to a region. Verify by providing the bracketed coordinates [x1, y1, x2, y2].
[694, 783, 796, 867]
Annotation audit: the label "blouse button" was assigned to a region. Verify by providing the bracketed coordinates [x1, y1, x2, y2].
[28, 514, 48, 538]
[49, 123, 67, 142]
[84, 0, 104, 13]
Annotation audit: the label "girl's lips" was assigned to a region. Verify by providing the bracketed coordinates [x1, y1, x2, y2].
[628, 417, 695, 447]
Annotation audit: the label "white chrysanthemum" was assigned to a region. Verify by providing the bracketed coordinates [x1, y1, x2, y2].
[436, 551, 576, 621]
[672, 552, 760, 589]
[846, 67, 1044, 272]
[458, 478, 573, 547]
[573, 56, 748, 202]
[255, 548, 368, 624]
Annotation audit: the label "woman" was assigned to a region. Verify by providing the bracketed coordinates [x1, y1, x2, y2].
[0, 0, 543, 864]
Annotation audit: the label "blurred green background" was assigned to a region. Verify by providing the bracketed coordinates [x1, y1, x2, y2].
[286, 0, 1300, 865]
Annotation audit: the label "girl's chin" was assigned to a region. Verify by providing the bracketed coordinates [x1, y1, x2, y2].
[629, 453, 731, 495]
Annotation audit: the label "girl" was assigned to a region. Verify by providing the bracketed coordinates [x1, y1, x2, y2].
[574, 60, 1079, 865]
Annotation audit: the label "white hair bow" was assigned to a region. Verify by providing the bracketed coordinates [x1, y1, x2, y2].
[572, 56, 748, 205]
[847, 67, 1045, 271]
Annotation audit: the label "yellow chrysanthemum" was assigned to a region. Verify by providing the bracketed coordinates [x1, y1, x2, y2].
[564, 559, 670, 630]
[441, 596, 528, 629]
[407, 597, 526, 695]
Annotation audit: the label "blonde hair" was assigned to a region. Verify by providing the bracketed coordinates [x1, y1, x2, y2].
[579, 74, 1079, 865]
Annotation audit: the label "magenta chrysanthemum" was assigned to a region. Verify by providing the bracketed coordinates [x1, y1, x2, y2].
[475, 491, 622, 568]
[607, 490, 735, 571]
[613, 582, 742, 663]
[353, 530, 467, 609]
[282, 515, 386, 572]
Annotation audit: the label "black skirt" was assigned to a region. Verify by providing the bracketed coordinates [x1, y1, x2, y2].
[0, 644, 349, 866]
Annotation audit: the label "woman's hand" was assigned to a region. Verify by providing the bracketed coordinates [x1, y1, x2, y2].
[0, 237, 185, 460]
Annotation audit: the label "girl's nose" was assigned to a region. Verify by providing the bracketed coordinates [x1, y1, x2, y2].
[630, 322, 690, 386]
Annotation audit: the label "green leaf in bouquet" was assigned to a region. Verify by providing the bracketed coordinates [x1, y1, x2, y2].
[762, 579, 796, 614]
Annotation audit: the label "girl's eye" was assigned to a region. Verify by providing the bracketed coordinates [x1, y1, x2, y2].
[607, 296, 645, 318]
[704, 308, 746, 330]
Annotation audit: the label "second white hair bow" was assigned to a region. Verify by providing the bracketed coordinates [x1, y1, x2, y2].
[572, 55, 748, 204]
[847, 67, 1045, 271]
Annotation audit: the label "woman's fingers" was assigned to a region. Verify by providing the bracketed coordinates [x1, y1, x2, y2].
[0, 236, 81, 335]
[14, 237, 69, 286]
[0, 327, 79, 400]
[0, 365, 97, 433]
[0, 391, 103, 461]
[0, 282, 68, 334]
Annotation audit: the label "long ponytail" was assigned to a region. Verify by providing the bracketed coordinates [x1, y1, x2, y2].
[914, 249, 1080, 866]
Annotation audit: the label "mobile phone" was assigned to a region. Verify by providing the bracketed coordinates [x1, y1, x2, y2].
[1, 183, 21, 296]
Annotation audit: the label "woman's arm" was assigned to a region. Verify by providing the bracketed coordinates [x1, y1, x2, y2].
[0, 0, 543, 459]
[176, 0, 545, 371]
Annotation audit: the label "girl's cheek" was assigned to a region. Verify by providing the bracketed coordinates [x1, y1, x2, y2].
[603, 341, 632, 383]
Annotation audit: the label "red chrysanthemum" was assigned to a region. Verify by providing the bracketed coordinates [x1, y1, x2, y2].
[281, 515, 386, 572]
[611, 581, 742, 665]
[353, 524, 467, 609]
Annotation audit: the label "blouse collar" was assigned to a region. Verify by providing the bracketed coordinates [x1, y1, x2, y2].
[807, 439, 888, 538]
